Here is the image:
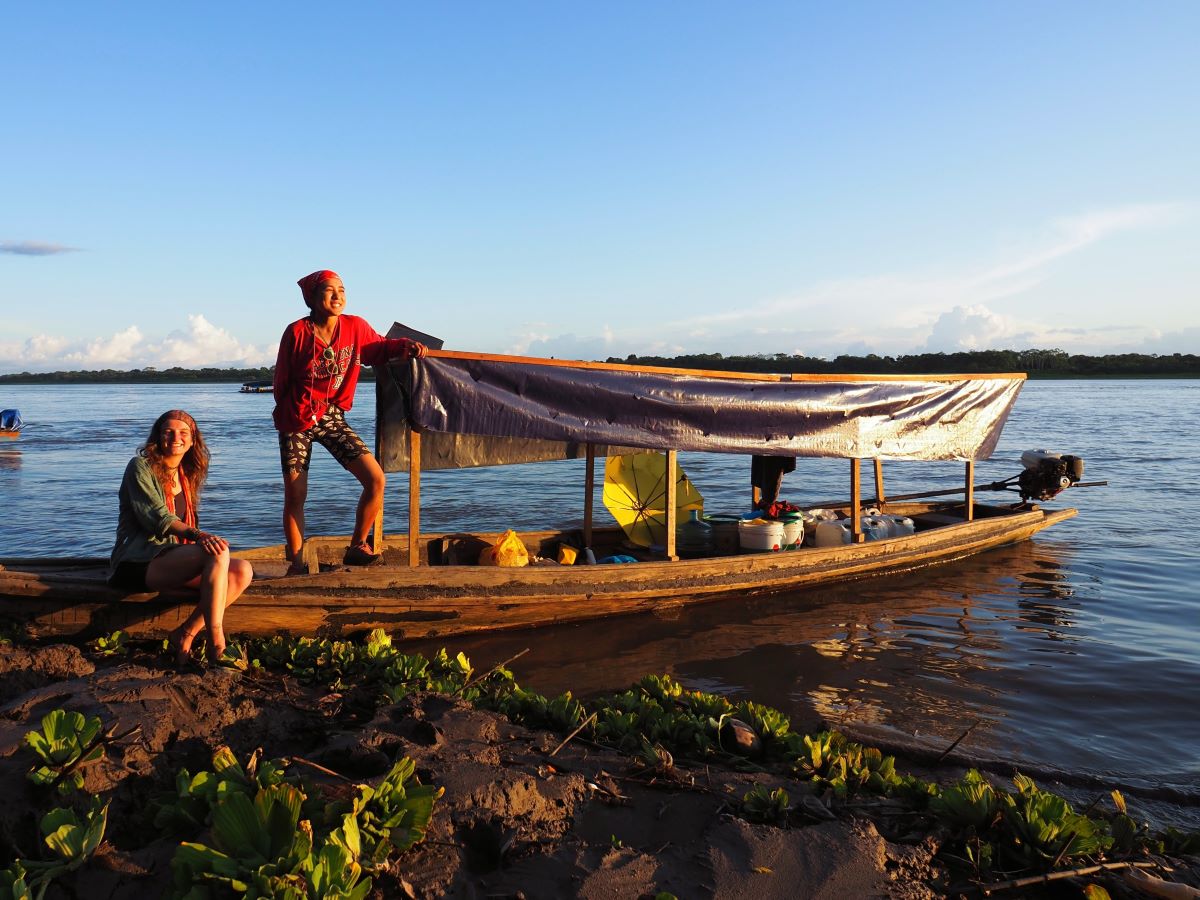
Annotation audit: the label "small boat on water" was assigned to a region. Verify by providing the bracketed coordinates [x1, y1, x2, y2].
[239, 381, 273, 393]
[0, 408, 22, 439]
[0, 342, 1095, 641]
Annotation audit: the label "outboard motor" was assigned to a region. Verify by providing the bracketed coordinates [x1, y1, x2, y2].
[1018, 450, 1085, 501]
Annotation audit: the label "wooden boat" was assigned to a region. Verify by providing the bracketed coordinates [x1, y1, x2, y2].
[0, 346, 1091, 641]
[239, 381, 273, 393]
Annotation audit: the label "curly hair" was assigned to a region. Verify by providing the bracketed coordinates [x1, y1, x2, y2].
[140, 409, 209, 504]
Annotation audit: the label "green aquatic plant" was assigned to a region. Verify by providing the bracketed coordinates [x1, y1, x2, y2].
[0, 862, 31, 900]
[91, 630, 128, 657]
[930, 769, 1001, 832]
[326, 757, 443, 865]
[5, 796, 111, 900]
[170, 781, 371, 899]
[742, 784, 790, 824]
[169, 752, 440, 898]
[150, 745, 298, 836]
[24, 710, 105, 794]
[998, 773, 1111, 869]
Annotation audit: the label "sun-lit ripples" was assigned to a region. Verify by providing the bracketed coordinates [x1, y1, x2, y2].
[1, 380, 1198, 808]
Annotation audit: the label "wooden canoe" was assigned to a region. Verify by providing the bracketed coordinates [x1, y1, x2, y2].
[0, 500, 1075, 642]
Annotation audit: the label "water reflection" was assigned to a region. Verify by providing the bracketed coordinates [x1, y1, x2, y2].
[0, 447, 21, 470]
[408, 541, 1082, 758]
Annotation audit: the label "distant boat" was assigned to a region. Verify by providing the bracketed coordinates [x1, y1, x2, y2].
[239, 381, 272, 393]
[0, 408, 22, 438]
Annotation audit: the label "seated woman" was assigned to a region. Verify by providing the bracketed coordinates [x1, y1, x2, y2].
[107, 409, 252, 662]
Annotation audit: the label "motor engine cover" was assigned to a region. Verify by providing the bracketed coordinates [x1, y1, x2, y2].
[1018, 452, 1084, 501]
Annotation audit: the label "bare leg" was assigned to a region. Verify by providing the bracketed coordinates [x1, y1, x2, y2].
[147, 545, 240, 659]
[346, 452, 386, 547]
[283, 468, 309, 561]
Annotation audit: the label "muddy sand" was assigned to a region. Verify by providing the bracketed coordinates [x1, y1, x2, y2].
[0, 643, 1194, 899]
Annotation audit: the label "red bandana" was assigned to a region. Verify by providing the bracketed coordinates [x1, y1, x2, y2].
[297, 269, 341, 299]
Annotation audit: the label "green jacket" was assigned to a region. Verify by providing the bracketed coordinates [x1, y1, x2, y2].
[108, 455, 189, 578]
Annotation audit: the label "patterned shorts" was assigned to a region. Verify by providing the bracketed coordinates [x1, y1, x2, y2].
[279, 405, 370, 475]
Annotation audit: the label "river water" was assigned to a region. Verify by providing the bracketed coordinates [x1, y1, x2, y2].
[1, 380, 1197, 822]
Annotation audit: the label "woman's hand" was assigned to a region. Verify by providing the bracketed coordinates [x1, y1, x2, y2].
[196, 531, 229, 556]
[408, 340, 428, 359]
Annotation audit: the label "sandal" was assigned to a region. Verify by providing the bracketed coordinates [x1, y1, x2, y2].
[343, 542, 382, 566]
[285, 559, 310, 576]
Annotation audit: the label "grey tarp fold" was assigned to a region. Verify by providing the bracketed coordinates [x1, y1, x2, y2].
[376, 349, 1024, 473]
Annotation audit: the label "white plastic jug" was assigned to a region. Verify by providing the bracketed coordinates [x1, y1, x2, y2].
[810, 519, 851, 547]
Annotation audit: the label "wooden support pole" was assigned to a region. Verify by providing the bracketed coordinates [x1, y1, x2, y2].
[583, 443, 595, 549]
[873, 458, 886, 509]
[964, 460, 975, 522]
[850, 458, 864, 543]
[665, 450, 679, 560]
[371, 394, 386, 556]
[408, 428, 422, 567]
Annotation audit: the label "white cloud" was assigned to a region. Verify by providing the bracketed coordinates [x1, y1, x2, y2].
[924, 305, 1013, 351]
[0, 315, 275, 373]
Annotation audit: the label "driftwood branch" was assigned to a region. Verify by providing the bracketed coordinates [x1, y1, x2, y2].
[49, 723, 141, 789]
[455, 648, 530, 695]
[290, 756, 353, 783]
[973, 860, 1160, 895]
[550, 712, 598, 757]
[936, 720, 980, 763]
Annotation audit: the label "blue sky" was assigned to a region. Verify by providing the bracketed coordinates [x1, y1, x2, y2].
[3, 2, 1197, 372]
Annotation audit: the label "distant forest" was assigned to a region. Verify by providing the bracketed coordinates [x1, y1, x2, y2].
[1, 350, 1198, 382]
[608, 349, 1200, 377]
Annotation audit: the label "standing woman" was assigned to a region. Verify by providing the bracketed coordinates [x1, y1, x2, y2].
[108, 410, 252, 661]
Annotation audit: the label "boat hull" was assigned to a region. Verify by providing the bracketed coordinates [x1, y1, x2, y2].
[0, 503, 1075, 642]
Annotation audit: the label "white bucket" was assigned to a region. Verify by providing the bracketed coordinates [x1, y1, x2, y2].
[738, 519, 785, 552]
[780, 518, 804, 548]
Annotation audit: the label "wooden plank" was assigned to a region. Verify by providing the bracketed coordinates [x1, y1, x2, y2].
[873, 459, 886, 508]
[425, 348, 1026, 384]
[584, 442, 595, 549]
[665, 450, 678, 561]
[850, 458, 864, 543]
[408, 428, 421, 568]
[965, 460, 975, 522]
[301, 540, 319, 575]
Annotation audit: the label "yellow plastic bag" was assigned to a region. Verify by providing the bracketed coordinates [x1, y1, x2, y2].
[478, 529, 530, 567]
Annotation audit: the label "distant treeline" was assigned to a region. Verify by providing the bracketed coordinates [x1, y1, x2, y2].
[2, 350, 1198, 382]
[0, 366, 370, 384]
[606, 349, 1200, 378]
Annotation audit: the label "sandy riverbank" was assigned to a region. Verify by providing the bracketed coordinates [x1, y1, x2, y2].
[1, 642, 1195, 899]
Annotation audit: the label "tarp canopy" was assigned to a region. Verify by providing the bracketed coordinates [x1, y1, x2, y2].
[375, 346, 1024, 473]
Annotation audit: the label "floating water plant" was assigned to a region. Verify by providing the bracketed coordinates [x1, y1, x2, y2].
[1, 796, 110, 900]
[742, 785, 790, 824]
[24, 710, 105, 794]
[90, 630, 128, 657]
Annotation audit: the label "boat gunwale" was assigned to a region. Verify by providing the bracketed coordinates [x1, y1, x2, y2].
[427, 348, 1027, 385]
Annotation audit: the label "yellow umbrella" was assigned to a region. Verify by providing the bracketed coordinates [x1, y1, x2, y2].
[602, 452, 704, 547]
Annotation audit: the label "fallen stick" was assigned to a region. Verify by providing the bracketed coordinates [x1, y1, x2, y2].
[975, 860, 1160, 895]
[290, 756, 353, 783]
[550, 712, 598, 757]
[455, 648, 530, 695]
[937, 720, 980, 763]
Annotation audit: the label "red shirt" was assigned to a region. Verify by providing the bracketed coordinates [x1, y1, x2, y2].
[272, 314, 415, 432]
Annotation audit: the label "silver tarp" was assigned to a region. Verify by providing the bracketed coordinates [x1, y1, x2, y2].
[376, 350, 1024, 472]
